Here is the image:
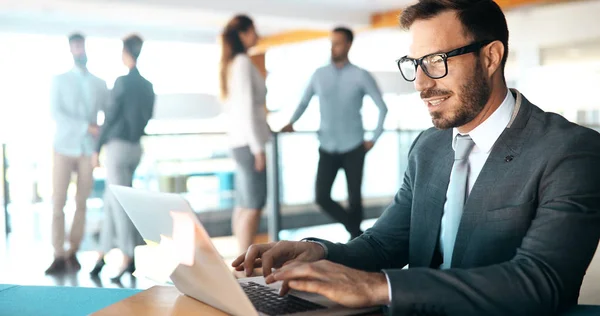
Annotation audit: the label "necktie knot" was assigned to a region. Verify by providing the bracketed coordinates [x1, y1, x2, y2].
[455, 135, 475, 160]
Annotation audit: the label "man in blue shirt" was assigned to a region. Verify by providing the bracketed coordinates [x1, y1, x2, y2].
[46, 33, 108, 274]
[282, 27, 388, 239]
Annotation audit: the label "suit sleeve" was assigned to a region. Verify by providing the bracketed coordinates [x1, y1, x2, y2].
[382, 130, 600, 316]
[315, 131, 425, 272]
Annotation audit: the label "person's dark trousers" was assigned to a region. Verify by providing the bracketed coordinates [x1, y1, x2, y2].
[315, 144, 366, 239]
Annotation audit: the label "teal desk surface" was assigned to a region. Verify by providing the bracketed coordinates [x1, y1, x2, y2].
[1, 284, 599, 316]
[0, 284, 141, 316]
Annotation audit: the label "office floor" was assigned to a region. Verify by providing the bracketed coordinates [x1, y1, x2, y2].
[0, 201, 365, 291]
[1, 203, 598, 305]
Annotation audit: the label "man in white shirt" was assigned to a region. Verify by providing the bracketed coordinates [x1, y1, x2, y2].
[46, 33, 108, 274]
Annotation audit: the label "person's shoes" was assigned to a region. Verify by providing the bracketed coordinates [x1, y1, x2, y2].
[110, 259, 136, 283]
[90, 259, 105, 277]
[67, 254, 81, 271]
[90, 274, 104, 288]
[45, 258, 67, 275]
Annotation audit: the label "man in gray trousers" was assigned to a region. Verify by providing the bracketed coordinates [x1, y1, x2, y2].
[90, 34, 155, 281]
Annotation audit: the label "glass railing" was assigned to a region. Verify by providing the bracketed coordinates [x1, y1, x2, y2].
[2, 125, 600, 239]
[0, 129, 423, 239]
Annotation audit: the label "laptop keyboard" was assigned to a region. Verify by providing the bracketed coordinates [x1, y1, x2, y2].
[241, 281, 327, 315]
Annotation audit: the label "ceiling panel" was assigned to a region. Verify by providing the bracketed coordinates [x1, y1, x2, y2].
[0, 0, 414, 41]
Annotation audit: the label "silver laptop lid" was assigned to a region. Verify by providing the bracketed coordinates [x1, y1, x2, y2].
[109, 185, 258, 316]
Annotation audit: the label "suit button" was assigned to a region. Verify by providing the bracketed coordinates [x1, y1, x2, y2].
[505, 155, 514, 162]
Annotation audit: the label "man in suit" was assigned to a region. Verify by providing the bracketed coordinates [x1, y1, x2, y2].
[47, 33, 108, 274]
[232, 1, 600, 315]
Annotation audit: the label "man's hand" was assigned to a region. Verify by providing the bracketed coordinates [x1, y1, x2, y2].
[91, 152, 100, 168]
[266, 260, 390, 308]
[364, 141, 375, 152]
[254, 152, 266, 172]
[280, 123, 295, 133]
[88, 124, 100, 138]
[231, 241, 325, 278]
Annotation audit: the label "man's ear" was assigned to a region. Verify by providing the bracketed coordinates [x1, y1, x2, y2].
[482, 40, 504, 78]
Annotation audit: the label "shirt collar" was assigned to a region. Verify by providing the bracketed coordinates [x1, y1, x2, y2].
[452, 90, 516, 154]
[329, 60, 352, 70]
[71, 66, 89, 76]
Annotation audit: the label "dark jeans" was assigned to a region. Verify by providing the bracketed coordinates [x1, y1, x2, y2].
[315, 144, 366, 238]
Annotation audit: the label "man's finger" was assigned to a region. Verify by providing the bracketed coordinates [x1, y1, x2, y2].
[244, 244, 271, 276]
[261, 242, 293, 278]
[265, 261, 302, 284]
[261, 249, 275, 278]
[278, 280, 291, 296]
[235, 258, 262, 271]
[231, 252, 247, 267]
[262, 244, 291, 278]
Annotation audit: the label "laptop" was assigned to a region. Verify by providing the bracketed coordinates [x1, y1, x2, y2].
[110, 185, 378, 316]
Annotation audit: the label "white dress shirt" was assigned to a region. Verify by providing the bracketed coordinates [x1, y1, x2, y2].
[51, 67, 108, 156]
[223, 54, 271, 154]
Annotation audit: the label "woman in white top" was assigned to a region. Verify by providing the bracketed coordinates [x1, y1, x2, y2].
[219, 15, 270, 254]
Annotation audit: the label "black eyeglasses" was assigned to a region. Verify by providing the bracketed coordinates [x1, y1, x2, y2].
[396, 40, 492, 82]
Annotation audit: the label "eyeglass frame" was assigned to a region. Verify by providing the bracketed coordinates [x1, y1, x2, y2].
[396, 40, 494, 82]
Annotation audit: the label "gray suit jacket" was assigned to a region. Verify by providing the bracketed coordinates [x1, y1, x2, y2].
[317, 90, 600, 315]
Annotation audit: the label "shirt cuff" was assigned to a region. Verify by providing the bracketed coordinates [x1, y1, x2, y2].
[383, 270, 392, 306]
[300, 238, 328, 259]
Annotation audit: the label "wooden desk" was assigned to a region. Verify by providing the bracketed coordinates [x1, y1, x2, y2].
[92, 286, 228, 316]
[91, 285, 600, 316]
[92, 285, 382, 316]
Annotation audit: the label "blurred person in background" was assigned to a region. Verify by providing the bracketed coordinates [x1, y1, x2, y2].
[90, 34, 155, 281]
[219, 15, 271, 255]
[281, 27, 388, 240]
[47, 33, 109, 275]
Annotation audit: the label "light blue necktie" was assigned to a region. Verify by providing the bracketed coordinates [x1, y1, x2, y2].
[440, 134, 475, 269]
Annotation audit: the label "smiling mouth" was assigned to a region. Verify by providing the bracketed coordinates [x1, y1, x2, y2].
[424, 96, 451, 108]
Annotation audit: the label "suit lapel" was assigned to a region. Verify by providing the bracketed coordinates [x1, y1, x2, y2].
[416, 131, 453, 267]
[451, 90, 533, 267]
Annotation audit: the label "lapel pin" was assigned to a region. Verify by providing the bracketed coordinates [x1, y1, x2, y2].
[505, 155, 514, 162]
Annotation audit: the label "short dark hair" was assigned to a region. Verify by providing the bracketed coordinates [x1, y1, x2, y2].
[68, 33, 85, 43]
[123, 34, 144, 61]
[400, 0, 509, 71]
[332, 27, 354, 43]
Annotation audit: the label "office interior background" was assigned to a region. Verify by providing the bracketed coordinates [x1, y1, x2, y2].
[0, 0, 599, 304]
